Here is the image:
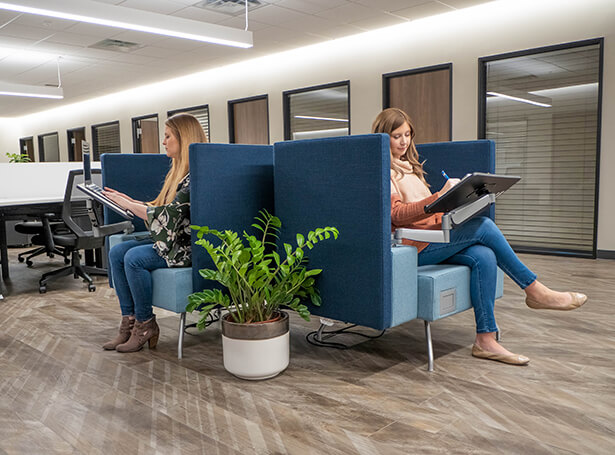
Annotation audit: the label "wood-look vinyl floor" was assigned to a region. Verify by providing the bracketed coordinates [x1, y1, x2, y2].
[0, 248, 613, 454]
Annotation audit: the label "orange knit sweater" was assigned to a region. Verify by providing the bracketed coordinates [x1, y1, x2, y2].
[390, 160, 443, 253]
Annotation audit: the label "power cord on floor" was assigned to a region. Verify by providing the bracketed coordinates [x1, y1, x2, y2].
[306, 324, 386, 349]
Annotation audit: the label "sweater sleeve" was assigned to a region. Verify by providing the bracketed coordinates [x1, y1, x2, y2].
[391, 192, 441, 226]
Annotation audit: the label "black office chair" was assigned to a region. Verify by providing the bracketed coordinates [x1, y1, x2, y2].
[39, 169, 132, 293]
[15, 215, 70, 267]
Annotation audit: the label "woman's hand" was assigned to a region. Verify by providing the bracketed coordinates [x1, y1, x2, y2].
[102, 189, 132, 210]
[441, 178, 461, 194]
[103, 187, 142, 204]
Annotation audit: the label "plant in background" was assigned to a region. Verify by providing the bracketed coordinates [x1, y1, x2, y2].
[187, 209, 338, 329]
[6, 152, 31, 163]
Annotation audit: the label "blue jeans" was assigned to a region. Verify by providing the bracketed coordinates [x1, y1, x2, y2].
[418, 217, 536, 333]
[108, 239, 168, 322]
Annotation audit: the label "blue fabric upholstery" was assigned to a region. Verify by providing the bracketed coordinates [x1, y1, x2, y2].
[274, 135, 504, 332]
[417, 266, 504, 321]
[391, 246, 419, 326]
[151, 267, 193, 313]
[418, 140, 496, 219]
[189, 143, 274, 293]
[100, 153, 171, 233]
[275, 134, 413, 331]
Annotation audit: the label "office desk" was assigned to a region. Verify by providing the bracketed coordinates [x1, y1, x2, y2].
[0, 197, 64, 281]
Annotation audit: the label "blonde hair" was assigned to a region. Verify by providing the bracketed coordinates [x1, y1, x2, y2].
[151, 113, 208, 206]
[371, 108, 427, 185]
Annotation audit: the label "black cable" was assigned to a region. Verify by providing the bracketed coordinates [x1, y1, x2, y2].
[306, 324, 386, 349]
[183, 311, 220, 335]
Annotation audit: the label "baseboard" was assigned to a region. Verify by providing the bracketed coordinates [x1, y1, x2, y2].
[597, 250, 615, 259]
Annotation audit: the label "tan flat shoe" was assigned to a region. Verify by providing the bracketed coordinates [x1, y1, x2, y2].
[471, 344, 530, 365]
[526, 292, 587, 311]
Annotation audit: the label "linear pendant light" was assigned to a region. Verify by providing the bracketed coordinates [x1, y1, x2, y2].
[0, 80, 63, 99]
[0, 0, 253, 48]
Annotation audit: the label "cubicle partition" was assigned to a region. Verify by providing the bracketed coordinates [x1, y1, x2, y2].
[189, 143, 274, 293]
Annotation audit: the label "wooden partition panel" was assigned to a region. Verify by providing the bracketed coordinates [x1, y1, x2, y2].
[384, 64, 451, 144]
[229, 96, 269, 144]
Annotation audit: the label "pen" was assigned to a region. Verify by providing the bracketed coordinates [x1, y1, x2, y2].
[441, 170, 449, 180]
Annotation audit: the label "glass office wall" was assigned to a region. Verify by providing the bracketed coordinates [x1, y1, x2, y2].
[92, 121, 121, 161]
[168, 105, 210, 141]
[37, 132, 60, 162]
[480, 39, 602, 257]
[283, 82, 350, 140]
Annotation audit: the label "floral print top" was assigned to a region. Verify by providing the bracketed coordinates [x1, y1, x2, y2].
[146, 174, 191, 267]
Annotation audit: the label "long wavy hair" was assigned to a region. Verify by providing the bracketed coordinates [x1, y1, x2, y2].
[371, 108, 427, 185]
[151, 113, 207, 206]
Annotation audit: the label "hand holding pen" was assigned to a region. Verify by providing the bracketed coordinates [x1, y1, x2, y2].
[440, 170, 461, 194]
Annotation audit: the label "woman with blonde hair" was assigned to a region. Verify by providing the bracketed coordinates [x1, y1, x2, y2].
[102, 113, 207, 353]
[373, 107, 586, 365]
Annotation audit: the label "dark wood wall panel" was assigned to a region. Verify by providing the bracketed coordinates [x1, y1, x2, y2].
[232, 97, 269, 144]
[386, 67, 451, 144]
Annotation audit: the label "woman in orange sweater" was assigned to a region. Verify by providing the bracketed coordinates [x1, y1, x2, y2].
[373, 108, 586, 365]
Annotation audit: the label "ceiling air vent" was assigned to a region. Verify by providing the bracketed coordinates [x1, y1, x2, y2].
[193, 0, 266, 16]
[89, 39, 144, 53]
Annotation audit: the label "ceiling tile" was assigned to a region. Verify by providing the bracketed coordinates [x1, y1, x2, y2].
[393, 2, 452, 20]
[247, 4, 309, 26]
[116, 0, 185, 14]
[314, 3, 380, 23]
[350, 14, 407, 31]
[170, 6, 232, 23]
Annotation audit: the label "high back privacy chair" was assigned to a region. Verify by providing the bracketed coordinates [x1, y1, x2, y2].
[274, 134, 503, 371]
[102, 144, 274, 359]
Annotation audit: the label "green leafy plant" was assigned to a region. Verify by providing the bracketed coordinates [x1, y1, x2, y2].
[6, 152, 31, 163]
[187, 209, 339, 329]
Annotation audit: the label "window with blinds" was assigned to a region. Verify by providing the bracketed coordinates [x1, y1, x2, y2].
[168, 105, 210, 141]
[283, 82, 349, 140]
[480, 40, 602, 257]
[92, 121, 121, 160]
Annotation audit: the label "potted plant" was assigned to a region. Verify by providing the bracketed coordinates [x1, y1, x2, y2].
[188, 209, 338, 380]
[6, 152, 31, 163]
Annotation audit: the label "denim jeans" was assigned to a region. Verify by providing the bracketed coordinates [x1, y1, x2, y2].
[418, 216, 537, 333]
[108, 239, 168, 322]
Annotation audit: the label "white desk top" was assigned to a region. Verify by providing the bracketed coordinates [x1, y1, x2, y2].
[0, 162, 100, 205]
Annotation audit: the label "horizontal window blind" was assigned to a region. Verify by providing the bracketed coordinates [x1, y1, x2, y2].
[169, 106, 210, 141]
[484, 43, 600, 255]
[286, 83, 349, 140]
[93, 122, 120, 160]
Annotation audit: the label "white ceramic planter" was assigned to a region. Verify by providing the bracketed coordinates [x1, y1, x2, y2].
[221, 311, 289, 380]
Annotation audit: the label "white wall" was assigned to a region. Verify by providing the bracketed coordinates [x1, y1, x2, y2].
[1, 0, 613, 251]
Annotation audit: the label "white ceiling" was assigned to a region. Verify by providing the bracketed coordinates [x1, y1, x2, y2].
[0, 0, 491, 117]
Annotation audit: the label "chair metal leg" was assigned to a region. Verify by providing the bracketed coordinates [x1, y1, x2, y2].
[424, 320, 434, 372]
[178, 312, 186, 359]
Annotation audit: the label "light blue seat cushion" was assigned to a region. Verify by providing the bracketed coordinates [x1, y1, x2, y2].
[417, 265, 504, 322]
[151, 267, 192, 313]
[107, 232, 192, 314]
[391, 246, 418, 326]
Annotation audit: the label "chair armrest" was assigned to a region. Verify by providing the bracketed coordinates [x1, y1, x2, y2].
[92, 221, 134, 238]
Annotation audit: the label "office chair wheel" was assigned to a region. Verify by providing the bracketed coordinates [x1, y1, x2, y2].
[18, 256, 24, 263]
[88, 284, 96, 292]
[26, 260, 33, 267]
[39, 285, 47, 293]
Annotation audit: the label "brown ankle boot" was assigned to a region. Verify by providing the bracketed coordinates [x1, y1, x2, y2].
[102, 316, 135, 350]
[116, 315, 160, 353]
